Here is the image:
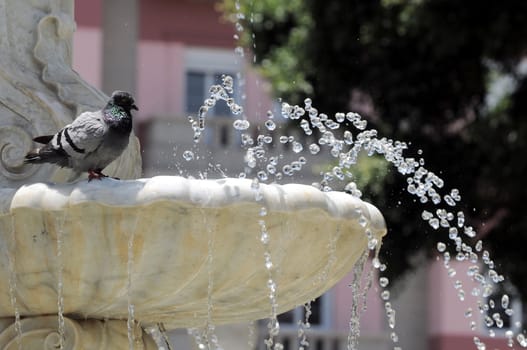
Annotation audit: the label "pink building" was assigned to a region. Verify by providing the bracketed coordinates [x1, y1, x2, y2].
[72, 1, 521, 349]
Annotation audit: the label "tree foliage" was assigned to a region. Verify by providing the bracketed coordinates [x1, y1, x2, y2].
[223, 0, 527, 301]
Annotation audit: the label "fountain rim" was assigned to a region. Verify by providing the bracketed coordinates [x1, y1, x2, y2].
[0, 176, 387, 234]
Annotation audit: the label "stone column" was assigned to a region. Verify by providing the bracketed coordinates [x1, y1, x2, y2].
[102, 0, 139, 96]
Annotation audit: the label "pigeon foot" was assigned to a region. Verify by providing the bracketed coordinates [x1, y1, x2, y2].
[88, 169, 108, 182]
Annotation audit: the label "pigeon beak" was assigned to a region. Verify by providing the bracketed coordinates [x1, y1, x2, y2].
[132, 104, 139, 111]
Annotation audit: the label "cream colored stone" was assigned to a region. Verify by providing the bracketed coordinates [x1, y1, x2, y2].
[0, 176, 386, 329]
[0, 316, 157, 349]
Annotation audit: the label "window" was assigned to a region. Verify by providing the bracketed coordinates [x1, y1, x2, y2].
[185, 71, 237, 117]
[185, 72, 206, 114]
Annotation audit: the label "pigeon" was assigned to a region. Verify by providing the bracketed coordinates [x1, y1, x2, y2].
[24, 91, 138, 181]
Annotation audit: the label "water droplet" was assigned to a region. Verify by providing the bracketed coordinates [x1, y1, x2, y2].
[428, 218, 440, 230]
[309, 144, 320, 154]
[368, 238, 378, 250]
[257, 171, 268, 181]
[372, 258, 381, 269]
[234, 46, 244, 56]
[379, 277, 389, 288]
[261, 232, 270, 245]
[292, 141, 303, 153]
[517, 333, 527, 347]
[265, 120, 276, 131]
[335, 112, 345, 123]
[421, 210, 434, 221]
[233, 119, 250, 130]
[279, 136, 289, 144]
[282, 165, 293, 176]
[457, 211, 465, 228]
[444, 195, 456, 206]
[501, 294, 510, 309]
[183, 150, 194, 161]
[437, 242, 447, 252]
[464, 226, 476, 238]
[359, 215, 368, 227]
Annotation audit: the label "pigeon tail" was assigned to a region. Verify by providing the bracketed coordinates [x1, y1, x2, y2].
[24, 147, 69, 167]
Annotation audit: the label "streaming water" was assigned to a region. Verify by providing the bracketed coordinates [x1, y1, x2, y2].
[145, 323, 172, 350]
[187, 204, 224, 350]
[125, 210, 146, 350]
[55, 213, 66, 349]
[7, 214, 22, 349]
[254, 184, 282, 350]
[127, 220, 136, 350]
[347, 250, 368, 350]
[297, 302, 312, 350]
[247, 320, 256, 349]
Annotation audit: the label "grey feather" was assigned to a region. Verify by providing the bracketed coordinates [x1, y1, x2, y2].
[24, 91, 138, 179]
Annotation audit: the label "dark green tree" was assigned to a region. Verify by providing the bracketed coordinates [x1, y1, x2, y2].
[223, 0, 527, 302]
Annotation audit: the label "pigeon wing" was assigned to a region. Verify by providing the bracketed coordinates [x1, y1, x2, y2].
[56, 111, 108, 159]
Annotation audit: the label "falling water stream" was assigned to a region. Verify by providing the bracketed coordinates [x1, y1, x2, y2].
[55, 212, 66, 349]
[127, 217, 136, 350]
[188, 204, 224, 350]
[7, 214, 22, 350]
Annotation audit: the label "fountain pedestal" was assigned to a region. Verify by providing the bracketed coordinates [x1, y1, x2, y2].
[0, 177, 386, 345]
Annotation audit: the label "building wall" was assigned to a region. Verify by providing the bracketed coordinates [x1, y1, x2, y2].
[74, 0, 272, 123]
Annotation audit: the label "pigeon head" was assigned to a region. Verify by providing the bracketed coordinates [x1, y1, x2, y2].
[109, 91, 139, 112]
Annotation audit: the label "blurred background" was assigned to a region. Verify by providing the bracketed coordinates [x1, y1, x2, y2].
[73, 0, 527, 349]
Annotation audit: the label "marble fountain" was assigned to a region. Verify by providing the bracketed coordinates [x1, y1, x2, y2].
[0, 0, 386, 348]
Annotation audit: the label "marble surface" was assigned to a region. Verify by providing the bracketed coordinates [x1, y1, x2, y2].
[0, 176, 386, 329]
[0, 316, 157, 350]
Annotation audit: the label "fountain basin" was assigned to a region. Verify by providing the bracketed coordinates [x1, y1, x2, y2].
[0, 176, 386, 329]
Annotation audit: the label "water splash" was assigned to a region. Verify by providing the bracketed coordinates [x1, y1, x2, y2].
[187, 76, 244, 148]
[181, 74, 527, 348]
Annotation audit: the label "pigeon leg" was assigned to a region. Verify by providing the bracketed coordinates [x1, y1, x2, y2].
[88, 169, 108, 182]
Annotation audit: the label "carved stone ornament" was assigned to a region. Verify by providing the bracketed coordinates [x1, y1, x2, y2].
[0, 316, 157, 350]
[0, 0, 142, 189]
